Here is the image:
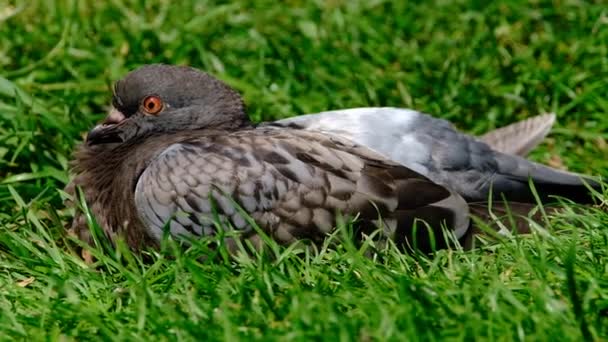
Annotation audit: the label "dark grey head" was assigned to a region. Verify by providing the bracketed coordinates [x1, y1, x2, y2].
[87, 64, 249, 145]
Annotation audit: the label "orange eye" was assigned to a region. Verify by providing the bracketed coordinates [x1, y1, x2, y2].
[142, 95, 163, 115]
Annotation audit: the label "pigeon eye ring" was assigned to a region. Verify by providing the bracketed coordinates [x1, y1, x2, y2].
[141, 95, 164, 115]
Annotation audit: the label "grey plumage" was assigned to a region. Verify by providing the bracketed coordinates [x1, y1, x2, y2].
[270, 108, 596, 202]
[67, 64, 600, 254]
[274, 108, 556, 158]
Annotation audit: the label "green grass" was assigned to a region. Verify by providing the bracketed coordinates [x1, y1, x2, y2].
[1, 0, 608, 340]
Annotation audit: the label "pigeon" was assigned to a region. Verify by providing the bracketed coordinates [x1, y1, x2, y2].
[66, 64, 600, 254]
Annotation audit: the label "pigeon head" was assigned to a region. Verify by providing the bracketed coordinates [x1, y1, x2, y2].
[86, 64, 248, 145]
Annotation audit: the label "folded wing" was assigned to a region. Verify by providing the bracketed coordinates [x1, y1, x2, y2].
[134, 128, 470, 251]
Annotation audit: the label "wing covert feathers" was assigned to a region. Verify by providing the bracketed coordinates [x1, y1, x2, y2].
[134, 129, 470, 252]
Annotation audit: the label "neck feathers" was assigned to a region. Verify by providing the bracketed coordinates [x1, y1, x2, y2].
[67, 133, 200, 249]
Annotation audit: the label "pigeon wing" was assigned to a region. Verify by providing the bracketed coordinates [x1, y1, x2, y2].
[134, 128, 470, 251]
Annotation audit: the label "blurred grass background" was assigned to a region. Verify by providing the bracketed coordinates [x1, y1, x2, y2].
[0, 0, 607, 340]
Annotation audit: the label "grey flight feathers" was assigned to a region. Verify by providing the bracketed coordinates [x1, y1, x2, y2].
[67, 64, 600, 254]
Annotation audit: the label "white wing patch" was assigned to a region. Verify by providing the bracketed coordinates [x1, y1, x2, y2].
[275, 107, 431, 175]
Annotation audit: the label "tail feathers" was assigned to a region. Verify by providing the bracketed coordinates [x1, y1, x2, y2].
[480, 113, 556, 156]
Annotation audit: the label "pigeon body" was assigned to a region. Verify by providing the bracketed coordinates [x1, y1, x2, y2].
[67, 64, 600, 253]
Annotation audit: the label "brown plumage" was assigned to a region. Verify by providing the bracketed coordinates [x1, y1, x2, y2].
[68, 127, 469, 254]
[67, 131, 206, 250]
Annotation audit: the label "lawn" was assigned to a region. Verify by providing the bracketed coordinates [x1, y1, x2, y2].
[1, 0, 608, 340]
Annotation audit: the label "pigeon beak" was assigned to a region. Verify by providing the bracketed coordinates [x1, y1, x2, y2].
[86, 107, 127, 145]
